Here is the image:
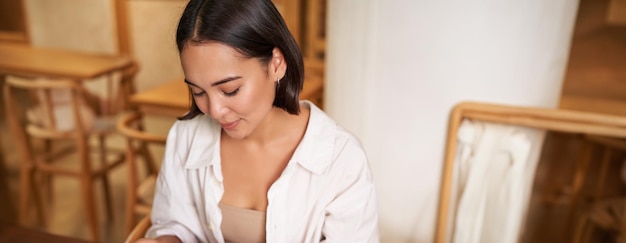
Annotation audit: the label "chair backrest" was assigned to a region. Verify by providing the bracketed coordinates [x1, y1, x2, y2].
[3, 77, 100, 198]
[117, 111, 166, 233]
[124, 215, 152, 243]
[111, 61, 139, 113]
[3, 77, 95, 140]
[435, 101, 626, 243]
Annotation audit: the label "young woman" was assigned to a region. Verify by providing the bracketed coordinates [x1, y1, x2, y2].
[137, 0, 379, 242]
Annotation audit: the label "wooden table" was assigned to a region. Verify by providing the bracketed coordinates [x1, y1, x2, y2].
[0, 224, 92, 243]
[0, 42, 133, 80]
[131, 74, 324, 117]
[130, 79, 190, 116]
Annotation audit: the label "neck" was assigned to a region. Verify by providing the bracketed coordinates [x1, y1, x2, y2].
[240, 107, 294, 147]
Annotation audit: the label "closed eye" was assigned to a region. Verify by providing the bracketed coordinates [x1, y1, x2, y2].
[223, 88, 239, 97]
[192, 90, 205, 97]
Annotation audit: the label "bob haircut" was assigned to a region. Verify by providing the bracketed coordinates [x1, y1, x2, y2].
[176, 0, 304, 120]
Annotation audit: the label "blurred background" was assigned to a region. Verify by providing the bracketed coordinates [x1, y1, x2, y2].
[0, 0, 625, 242]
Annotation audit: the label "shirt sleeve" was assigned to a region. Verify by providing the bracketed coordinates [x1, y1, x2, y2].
[145, 121, 202, 243]
[322, 139, 380, 243]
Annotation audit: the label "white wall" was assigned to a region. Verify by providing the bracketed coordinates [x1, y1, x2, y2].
[326, 0, 580, 242]
[25, 0, 117, 54]
[127, 0, 186, 91]
[24, 0, 185, 91]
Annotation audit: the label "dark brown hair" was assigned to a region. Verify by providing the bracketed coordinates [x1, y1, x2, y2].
[176, 0, 304, 120]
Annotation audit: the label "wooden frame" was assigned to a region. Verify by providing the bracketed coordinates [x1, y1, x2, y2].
[272, 0, 302, 45]
[124, 215, 152, 243]
[112, 0, 133, 55]
[304, 0, 326, 60]
[435, 101, 626, 243]
[0, 0, 30, 44]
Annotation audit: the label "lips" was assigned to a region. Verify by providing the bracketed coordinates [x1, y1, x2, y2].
[220, 119, 240, 130]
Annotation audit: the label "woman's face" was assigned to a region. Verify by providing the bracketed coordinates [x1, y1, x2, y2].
[180, 42, 286, 139]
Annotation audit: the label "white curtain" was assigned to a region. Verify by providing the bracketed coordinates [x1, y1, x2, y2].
[450, 119, 546, 243]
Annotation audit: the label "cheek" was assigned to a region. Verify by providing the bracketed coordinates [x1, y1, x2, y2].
[240, 81, 275, 110]
[229, 90, 258, 114]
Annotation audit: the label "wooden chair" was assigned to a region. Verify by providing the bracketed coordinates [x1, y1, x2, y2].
[124, 215, 152, 243]
[0, 139, 17, 226]
[2, 76, 127, 241]
[435, 101, 626, 243]
[572, 135, 626, 243]
[574, 196, 626, 243]
[116, 111, 166, 234]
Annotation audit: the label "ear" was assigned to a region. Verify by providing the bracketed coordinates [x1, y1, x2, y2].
[269, 47, 287, 81]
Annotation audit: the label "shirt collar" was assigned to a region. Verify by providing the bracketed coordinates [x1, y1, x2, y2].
[290, 101, 335, 175]
[183, 115, 221, 168]
[182, 101, 336, 176]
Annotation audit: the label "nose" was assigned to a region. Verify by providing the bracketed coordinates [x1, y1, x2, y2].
[207, 95, 228, 119]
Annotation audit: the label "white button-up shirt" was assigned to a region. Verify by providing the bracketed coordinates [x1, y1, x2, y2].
[146, 101, 379, 243]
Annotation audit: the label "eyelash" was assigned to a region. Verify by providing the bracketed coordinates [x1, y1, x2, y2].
[192, 91, 205, 97]
[223, 88, 239, 97]
[192, 88, 239, 97]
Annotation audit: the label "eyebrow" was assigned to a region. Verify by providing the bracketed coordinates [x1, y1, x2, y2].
[184, 76, 242, 88]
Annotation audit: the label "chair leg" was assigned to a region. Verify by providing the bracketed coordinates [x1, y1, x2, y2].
[19, 162, 33, 226]
[31, 171, 47, 228]
[43, 173, 54, 205]
[98, 135, 114, 221]
[621, 200, 626, 243]
[594, 148, 612, 199]
[567, 141, 594, 241]
[43, 139, 54, 203]
[136, 119, 158, 175]
[125, 140, 139, 234]
[34, 140, 55, 222]
[19, 163, 47, 228]
[125, 181, 138, 234]
[573, 214, 593, 243]
[0, 144, 17, 225]
[139, 142, 158, 175]
[81, 174, 100, 241]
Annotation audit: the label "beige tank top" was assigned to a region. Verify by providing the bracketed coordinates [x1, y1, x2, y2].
[219, 203, 266, 243]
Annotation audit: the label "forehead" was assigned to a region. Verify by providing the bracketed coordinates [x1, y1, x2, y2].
[181, 42, 246, 67]
[180, 42, 262, 81]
